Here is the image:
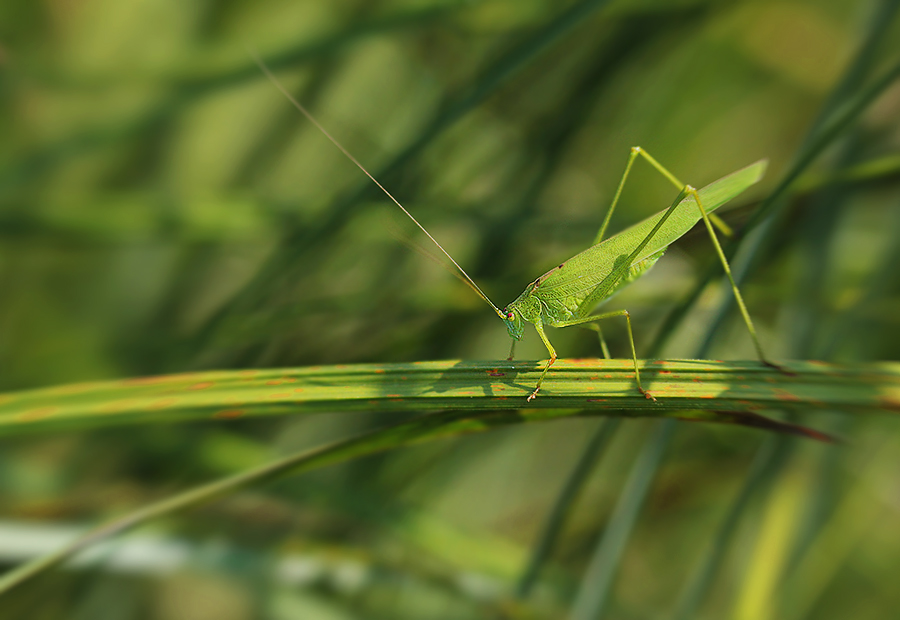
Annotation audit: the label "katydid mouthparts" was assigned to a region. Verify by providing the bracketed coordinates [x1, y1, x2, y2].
[251, 49, 772, 402]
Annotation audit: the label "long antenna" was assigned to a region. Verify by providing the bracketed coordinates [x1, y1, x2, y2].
[248, 47, 505, 319]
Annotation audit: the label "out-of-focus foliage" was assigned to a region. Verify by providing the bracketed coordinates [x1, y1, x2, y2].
[1, 0, 899, 618]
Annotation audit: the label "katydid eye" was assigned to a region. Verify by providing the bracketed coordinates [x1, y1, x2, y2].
[506, 312, 514, 319]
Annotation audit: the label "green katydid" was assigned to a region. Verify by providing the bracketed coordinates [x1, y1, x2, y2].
[252, 52, 774, 402]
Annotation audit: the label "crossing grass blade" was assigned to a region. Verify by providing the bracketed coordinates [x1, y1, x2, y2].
[0, 359, 897, 597]
[570, 419, 676, 620]
[0, 408, 536, 596]
[0, 2, 466, 196]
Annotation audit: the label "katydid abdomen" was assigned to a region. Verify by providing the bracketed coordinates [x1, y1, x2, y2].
[516, 160, 766, 322]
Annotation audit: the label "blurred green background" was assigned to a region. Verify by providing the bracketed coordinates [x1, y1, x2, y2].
[2, 0, 900, 618]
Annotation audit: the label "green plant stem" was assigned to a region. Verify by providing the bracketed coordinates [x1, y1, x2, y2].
[0, 410, 463, 595]
[515, 418, 621, 599]
[191, 0, 618, 360]
[650, 52, 900, 359]
[569, 420, 676, 620]
[0, 3, 465, 194]
[670, 436, 790, 620]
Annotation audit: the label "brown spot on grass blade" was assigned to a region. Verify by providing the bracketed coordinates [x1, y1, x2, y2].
[148, 398, 178, 410]
[213, 409, 246, 419]
[878, 396, 900, 412]
[772, 388, 802, 402]
[737, 399, 763, 410]
[190, 382, 214, 391]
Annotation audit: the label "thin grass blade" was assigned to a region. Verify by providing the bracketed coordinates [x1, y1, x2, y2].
[569, 419, 676, 620]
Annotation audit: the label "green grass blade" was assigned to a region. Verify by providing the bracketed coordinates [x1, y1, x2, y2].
[192, 0, 618, 354]
[515, 418, 621, 599]
[649, 54, 900, 358]
[743, 16, 900, 236]
[569, 419, 676, 620]
[0, 408, 515, 596]
[670, 436, 790, 620]
[776, 438, 896, 620]
[4, 357, 895, 597]
[0, 360, 897, 436]
[4, 356, 888, 599]
[0, 3, 464, 194]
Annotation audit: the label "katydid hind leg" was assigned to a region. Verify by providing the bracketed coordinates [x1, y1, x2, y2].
[624, 147, 774, 367]
[593, 146, 734, 245]
[594, 147, 641, 244]
[686, 186, 775, 367]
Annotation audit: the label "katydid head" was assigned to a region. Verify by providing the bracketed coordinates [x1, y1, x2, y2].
[502, 307, 525, 340]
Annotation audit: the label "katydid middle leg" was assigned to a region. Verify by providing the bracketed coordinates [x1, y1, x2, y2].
[583, 324, 612, 360]
[529, 309, 652, 402]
